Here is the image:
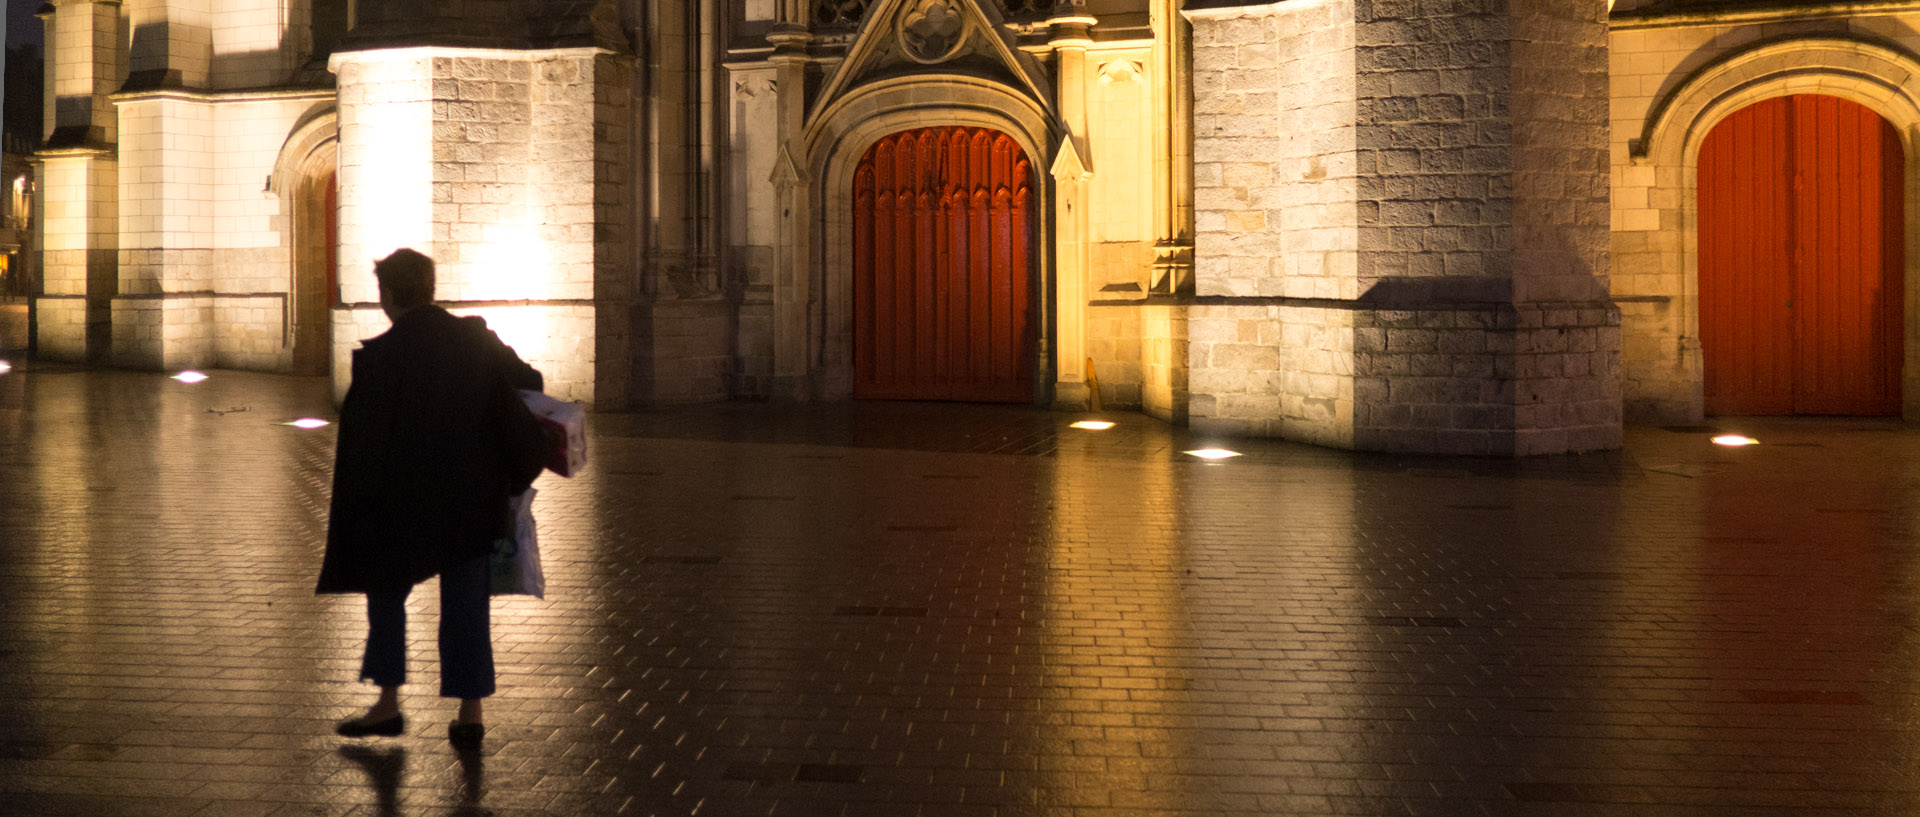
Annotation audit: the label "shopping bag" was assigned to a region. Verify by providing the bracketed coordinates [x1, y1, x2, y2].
[517, 390, 588, 477]
[489, 489, 545, 598]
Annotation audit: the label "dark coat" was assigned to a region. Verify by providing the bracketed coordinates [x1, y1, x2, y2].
[316, 305, 545, 594]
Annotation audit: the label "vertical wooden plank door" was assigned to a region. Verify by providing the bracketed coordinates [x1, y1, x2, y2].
[1699, 94, 1904, 415]
[853, 127, 1033, 402]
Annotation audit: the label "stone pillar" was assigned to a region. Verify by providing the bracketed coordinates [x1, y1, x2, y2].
[1145, 0, 1194, 423]
[1049, 5, 1095, 410]
[767, 21, 815, 399]
[124, 0, 210, 90]
[630, 2, 731, 406]
[1185, 0, 1620, 455]
[329, 46, 629, 405]
[1150, 0, 1194, 296]
[35, 1, 122, 364]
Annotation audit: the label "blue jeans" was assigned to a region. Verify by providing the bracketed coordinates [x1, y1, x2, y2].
[359, 554, 495, 699]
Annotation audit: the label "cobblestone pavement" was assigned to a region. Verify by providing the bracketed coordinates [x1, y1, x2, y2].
[5, 360, 1920, 816]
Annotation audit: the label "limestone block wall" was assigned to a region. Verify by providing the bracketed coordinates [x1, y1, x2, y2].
[35, 155, 118, 363]
[1139, 304, 1189, 424]
[1187, 0, 1618, 455]
[111, 293, 214, 369]
[109, 92, 330, 373]
[33, 296, 91, 361]
[210, 0, 300, 89]
[332, 46, 631, 406]
[212, 295, 295, 370]
[1191, 0, 1356, 301]
[1189, 304, 1354, 446]
[116, 98, 214, 297]
[49, 0, 124, 145]
[1607, 9, 1920, 422]
[1189, 0, 1361, 442]
[1087, 306, 1144, 408]
[635, 300, 733, 406]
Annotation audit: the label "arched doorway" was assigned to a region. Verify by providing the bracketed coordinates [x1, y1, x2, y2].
[1699, 94, 1905, 415]
[851, 126, 1034, 402]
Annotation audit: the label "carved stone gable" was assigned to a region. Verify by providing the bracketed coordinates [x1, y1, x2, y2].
[809, 0, 1056, 124]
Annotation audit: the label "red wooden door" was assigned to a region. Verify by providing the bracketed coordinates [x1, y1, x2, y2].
[853, 127, 1033, 402]
[1700, 95, 1904, 415]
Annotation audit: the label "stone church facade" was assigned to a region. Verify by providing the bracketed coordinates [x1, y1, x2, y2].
[26, 0, 1920, 454]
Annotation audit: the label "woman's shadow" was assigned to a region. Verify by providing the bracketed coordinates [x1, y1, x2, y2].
[338, 743, 486, 816]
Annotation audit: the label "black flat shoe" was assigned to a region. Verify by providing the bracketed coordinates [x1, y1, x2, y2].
[448, 721, 484, 750]
[335, 714, 406, 738]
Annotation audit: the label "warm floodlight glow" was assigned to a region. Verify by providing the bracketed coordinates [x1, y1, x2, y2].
[1184, 448, 1242, 460]
[0, 360, 10, 374]
[173, 371, 209, 384]
[341, 52, 435, 297]
[285, 418, 332, 429]
[1711, 435, 1759, 447]
[1071, 420, 1115, 430]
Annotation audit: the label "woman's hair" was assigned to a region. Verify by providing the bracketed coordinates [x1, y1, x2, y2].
[374, 248, 436, 310]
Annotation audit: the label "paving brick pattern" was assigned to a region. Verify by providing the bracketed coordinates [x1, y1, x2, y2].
[3, 362, 1920, 815]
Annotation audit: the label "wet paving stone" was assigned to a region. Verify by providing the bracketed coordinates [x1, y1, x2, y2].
[5, 367, 1920, 815]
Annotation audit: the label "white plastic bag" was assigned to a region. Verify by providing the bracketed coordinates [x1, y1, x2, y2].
[489, 489, 545, 598]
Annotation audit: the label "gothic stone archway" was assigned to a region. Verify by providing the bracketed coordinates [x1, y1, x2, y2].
[804, 75, 1059, 403]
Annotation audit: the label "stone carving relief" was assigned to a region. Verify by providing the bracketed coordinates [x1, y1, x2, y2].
[734, 78, 779, 99]
[898, 0, 969, 64]
[1098, 60, 1144, 85]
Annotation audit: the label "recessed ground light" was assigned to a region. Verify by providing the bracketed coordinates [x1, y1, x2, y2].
[1071, 420, 1115, 430]
[173, 370, 209, 383]
[284, 418, 331, 429]
[1711, 435, 1759, 447]
[1184, 448, 1242, 460]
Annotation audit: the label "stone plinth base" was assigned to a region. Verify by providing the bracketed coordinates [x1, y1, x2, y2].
[1191, 298, 1623, 456]
[631, 298, 732, 406]
[110, 295, 216, 371]
[33, 296, 102, 364]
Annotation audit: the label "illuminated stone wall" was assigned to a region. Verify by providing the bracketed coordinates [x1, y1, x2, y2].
[108, 93, 332, 372]
[35, 154, 117, 364]
[1082, 42, 1166, 413]
[1188, 0, 1620, 455]
[1188, 0, 1360, 445]
[330, 47, 631, 405]
[34, 0, 124, 363]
